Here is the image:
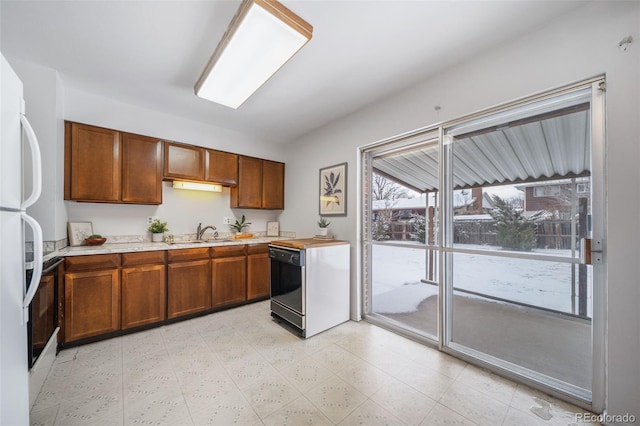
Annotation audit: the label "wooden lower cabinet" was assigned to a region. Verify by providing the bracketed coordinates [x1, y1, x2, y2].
[212, 256, 246, 307]
[121, 264, 166, 329]
[247, 244, 270, 300]
[167, 259, 211, 318]
[61, 243, 275, 344]
[64, 268, 120, 342]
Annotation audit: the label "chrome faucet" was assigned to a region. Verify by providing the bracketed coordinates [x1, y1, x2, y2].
[196, 223, 217, 240]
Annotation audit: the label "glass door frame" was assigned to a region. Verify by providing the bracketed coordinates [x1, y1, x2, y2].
[360, 129, 442, 344]
[358, 77, 606, 412]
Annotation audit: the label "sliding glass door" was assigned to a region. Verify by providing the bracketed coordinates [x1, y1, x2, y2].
[362, 131, 440, 340]
[361, 79, 605, 405]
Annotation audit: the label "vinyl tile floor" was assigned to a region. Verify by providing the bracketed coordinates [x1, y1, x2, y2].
[30, 300, 601, 425]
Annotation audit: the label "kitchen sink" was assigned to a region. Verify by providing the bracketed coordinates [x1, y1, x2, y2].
[167, 239, 233, 245]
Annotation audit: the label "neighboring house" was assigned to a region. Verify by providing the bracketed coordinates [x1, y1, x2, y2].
[516, 177, 591, 217]
[371, 188, 499, 241]
[371, 187, 496, 220]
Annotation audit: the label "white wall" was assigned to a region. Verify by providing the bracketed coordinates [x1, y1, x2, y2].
[280, 1, 639, 422]
[63, 88, 286, 238]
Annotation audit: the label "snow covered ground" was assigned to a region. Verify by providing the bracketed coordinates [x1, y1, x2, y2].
[371, 243, 592, 316]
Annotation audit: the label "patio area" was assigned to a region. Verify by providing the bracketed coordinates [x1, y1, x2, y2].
[380, 292, 592, 390]
[370, 244, 592, 390]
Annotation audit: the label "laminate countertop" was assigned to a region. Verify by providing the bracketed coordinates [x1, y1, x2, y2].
[44, 237, 286, 261]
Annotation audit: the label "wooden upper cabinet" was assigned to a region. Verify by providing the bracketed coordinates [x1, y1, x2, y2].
[205, 149, 238, 186]
[64, 122, 162, 204]
[65, 121, 282, 208]
[163, 142, 205, 181]
[262, 160, 284, 210]
[65, 122, 121, 202]
[121, 133, 163, 204]
[231, 156, 263, 208]
[231, 156, 285, 209]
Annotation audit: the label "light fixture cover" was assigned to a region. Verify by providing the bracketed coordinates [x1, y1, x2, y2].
[172, 181, 223, 192]
[195, 0, 312, 109]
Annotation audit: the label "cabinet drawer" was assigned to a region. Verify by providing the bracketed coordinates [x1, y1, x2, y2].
[167, 247, 210, 262]
[211, 245, 246, 258]
[65, 254, 121, 272]
[122, 251, 166, 267]
[246, 243, 269, 255]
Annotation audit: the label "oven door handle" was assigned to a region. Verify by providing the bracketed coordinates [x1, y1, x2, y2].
[22, 212, 43, 324]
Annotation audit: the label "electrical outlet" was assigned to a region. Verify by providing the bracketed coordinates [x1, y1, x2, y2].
[147, 216, 159, 225]
[223, 217, 232, 225]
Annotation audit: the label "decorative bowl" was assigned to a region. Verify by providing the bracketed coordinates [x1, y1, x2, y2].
[85, 237, 107, 246]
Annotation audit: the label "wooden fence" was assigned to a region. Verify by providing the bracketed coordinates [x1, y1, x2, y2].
[387, 219, 579, 249]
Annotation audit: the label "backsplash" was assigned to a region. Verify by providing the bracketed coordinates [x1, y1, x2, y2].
[26, 238, 69, 253]
[104, 230, 296, 244]
[26, 231, 297, 253]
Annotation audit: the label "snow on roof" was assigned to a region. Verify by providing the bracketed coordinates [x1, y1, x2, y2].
[514, 177, 590, 189]
[454, 214, 493, 221]
[372, 196, 430, 211]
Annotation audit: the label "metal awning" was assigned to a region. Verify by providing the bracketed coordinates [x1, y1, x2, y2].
[373, 102, 591, 193]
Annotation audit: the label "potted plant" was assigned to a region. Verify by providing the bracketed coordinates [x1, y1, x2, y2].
[230, 215, 252, 238]
[318, 217, 331, 237]
[148, 219, 169, 242]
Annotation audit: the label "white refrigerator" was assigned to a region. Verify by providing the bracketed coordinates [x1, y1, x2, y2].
[1, 53, 44, 425]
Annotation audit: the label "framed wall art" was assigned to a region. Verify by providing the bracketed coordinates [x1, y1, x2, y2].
[267, 221, 280, 237]
[68, 221, 94, 246]
[319, 162, 347, 216]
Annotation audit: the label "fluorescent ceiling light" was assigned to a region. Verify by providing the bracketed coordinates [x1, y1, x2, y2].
[172, 181, 223, 192]
[195, 0, 313, 109]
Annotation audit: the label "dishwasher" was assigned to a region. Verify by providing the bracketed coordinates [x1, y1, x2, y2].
[269, 238, 350, 338]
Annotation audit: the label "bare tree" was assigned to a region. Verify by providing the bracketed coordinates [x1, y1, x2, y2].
[454, 189, 472, 211]
[371, 174, 408, 240]
[372, 174, 408, 201]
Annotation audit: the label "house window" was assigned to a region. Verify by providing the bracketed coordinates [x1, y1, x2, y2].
[577, 183, 590, 193]
[533, 185, 562, 197]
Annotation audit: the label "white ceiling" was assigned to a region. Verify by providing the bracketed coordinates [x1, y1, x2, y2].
[0, 1, 589, 144]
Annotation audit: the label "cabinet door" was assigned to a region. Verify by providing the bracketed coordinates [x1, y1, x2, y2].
[262, 160, 284, 209]
[247, 252, 270, 300]
[205, 149, 238, 186]
[65, 122, 121, 202]
[163, 142, 205, 181]
[122, 133, 162, 204]
[231, 156, 262, 208]
[64, 269, 120, 342]
[167, 259, 211, 318]
[122, 264, 166, 329]
[212, 256, 246, 307]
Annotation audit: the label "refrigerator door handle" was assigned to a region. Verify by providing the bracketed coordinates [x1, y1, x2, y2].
[20, 113, 42, 210]
[21, 212, 43, 324]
